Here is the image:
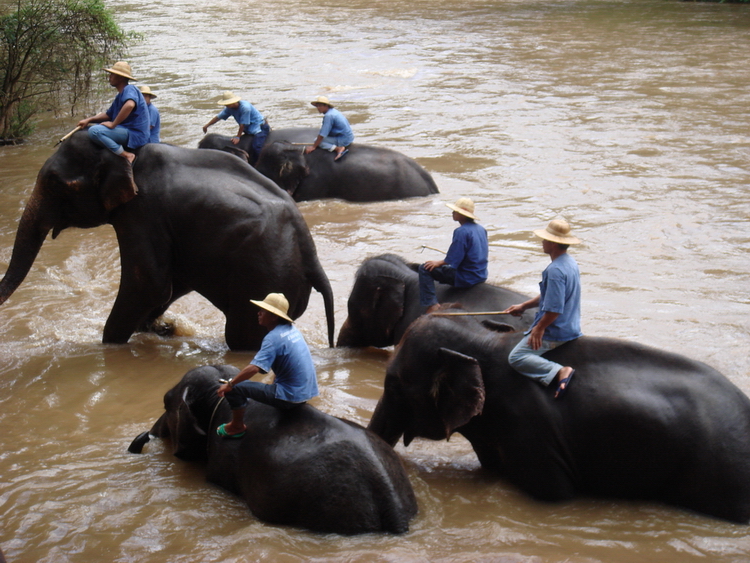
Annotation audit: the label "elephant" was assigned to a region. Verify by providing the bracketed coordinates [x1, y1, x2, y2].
[336, 253, 536, 348]
[368, 311, 750, 524]
[129, 365, 418, 535]
[199, 128, 439, 202]
[0, 131, 335, 350]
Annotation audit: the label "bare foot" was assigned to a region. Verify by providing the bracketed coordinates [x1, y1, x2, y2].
[122, 151, 136, 165]
[426, 303, 441, 314]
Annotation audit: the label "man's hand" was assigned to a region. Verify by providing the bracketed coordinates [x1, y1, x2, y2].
[503, 303, 526, 317]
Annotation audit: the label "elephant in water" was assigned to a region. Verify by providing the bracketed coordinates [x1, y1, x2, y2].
[337, 253, 536, 348]
[199, 128, 439, 202]
[368, 311, 750, 524]
[0, 131, 335, 350]
[129, 365, 418, 535]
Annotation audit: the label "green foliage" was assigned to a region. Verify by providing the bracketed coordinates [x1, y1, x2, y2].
[0, 0, 137, 139]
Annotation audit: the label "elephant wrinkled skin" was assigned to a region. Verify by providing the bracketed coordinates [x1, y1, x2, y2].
[129, 365, 418, 535]
[368, 312, 750, 523]
[337, 253, 536, 348]
[0, 131, 335, 350]
[199, 128, 439, 202]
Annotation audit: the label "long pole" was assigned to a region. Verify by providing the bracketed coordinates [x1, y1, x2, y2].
[54, 126, 82, 146]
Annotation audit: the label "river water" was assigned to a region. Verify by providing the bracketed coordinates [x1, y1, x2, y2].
[1, 0, 750, 561]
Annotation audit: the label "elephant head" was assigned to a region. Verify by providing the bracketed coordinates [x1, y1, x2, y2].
[255, 141, 309, 195]
[369, 315, 487, 446]
[336, 254, 416, 347]
[147, 365, 237, 461]
[196, 133, 250, 162]
[0, 131, 137, 306]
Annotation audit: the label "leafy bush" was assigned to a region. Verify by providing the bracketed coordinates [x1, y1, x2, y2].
[0, 0, 137, 140]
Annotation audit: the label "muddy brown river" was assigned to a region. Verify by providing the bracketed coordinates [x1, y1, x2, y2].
[1, 0, 750, 561]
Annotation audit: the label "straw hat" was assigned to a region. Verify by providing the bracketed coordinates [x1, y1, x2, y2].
[311, 96, 334, 108]
[218, 91, 241, 106]
[103, 61, 136, 81]
[534, 219, 581, 245]
[445, 197, 478, 221]
[250, 293, 294, 323]
[138, 85, 157, 98]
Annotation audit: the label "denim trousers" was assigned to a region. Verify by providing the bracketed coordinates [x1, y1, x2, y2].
[225, 381, 300, 411]
[245, 122, 270, 165]
[319, 134, 352, 150]
[508, 333, 567, 386]
[88, 124, 130, 155]
[418, 263, 456, 306]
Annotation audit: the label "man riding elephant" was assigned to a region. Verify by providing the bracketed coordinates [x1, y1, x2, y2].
[505, 219, 582, 399]
[216, 293, 318, 439]
[202, 91, 270, 165]
[305, 96, 354, 162]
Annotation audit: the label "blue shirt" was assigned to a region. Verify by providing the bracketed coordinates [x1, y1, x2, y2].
[445, 221, 489, 287]
[532, 252, 582, 342]
[217, 100, 265, 135]
[105, 84, 150, 148]
[250, 324, 319, 403]
[319, 107, 354, 146]
[146, 103, 160, 143]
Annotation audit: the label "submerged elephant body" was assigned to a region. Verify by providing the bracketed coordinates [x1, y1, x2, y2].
[0, 131, 335, 350]
[337, 253, 536, 348]
[130, 365, 417, 534]
[200, 128, 439, 202]
[369, 313, 750, 523]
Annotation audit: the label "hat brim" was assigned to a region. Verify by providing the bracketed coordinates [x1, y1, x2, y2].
[533, 229, 581, 245]
[250, 299, 294, 323]
[445, 203, 477, 220]
[103, 67, 136, 81]
[311, 101, 334, 108]
[218, 97, 241, 106]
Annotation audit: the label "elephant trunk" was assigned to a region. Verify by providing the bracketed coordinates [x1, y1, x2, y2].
[367, 390, 409, 447]
[0, 186, 53, 306]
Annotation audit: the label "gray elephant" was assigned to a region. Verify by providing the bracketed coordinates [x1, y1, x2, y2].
[0, 131, 335, 350]
[368, 312, 750, 523]
[337, 254, 536, 347]
[199, 128, 439, 202]
[129, 365, 418, 534]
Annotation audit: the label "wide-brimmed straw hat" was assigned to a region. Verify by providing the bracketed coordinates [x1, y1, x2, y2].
[103, 61, 136, 81]
[250, 293, 294, 323]
[445, 197, 478, 221]
[218, 91, 241, 106]
[534, 219, 581, 245]
[138, 85, 157, 98]
[311, 96, 334, 108]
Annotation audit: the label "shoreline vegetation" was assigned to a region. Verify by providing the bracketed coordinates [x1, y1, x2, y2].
[0, 0, 137, 140]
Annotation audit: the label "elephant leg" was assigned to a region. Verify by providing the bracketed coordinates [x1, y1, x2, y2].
[103, 242, 174, 344]
[137, 281, 192, 334]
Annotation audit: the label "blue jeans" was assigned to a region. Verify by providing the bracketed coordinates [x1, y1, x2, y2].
[319, 134, 353, 150]
[89, 124, 130, 155]
[418, 264, 456, 307]
[247, 122, 270, 165]
[225, 381, 302, 411]
[508, 334, 569, 386]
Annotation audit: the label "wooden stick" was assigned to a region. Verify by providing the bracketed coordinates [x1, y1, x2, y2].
[419, 245, 445, 254]
[55, 126, 82, 146]
[432, 311, 512, 316]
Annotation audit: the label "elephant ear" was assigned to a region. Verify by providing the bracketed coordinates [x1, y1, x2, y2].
[433, 347, 485, 438]
[180, 387, 207, 437]
[97, 150, 138, 211]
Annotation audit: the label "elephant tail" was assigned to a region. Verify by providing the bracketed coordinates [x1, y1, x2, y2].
[309, 261, 335, 347]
